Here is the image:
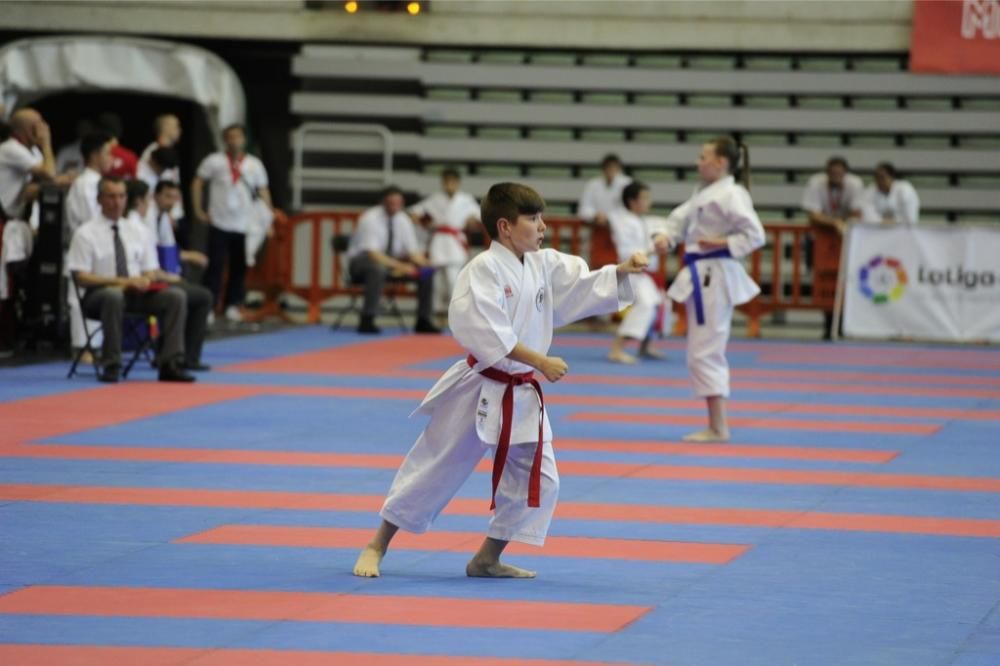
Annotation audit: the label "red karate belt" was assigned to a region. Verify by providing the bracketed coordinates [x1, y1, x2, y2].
[467, 354, 545, 509]
[432, 226, 469, 250]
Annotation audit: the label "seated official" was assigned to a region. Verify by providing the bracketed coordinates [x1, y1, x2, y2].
[66, 177, 195, 383]
[126, 179, 212, 371]
[346, 186, 439, 335]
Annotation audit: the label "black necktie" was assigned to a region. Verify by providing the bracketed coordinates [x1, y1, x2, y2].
[385, 213, 395, 257]
[112, 224, 129, 278]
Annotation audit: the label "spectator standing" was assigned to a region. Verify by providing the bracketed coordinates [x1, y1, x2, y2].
[409, 168, 480, 318]
[192, 124, 272, 323]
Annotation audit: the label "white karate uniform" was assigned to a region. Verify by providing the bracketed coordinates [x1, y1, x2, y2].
[861, 180, 920, 225]
[576, 173, 632, 222]
[380, 242, 634, 546]
[608, 209, 667, 340]
[409, 190, 480, 312]
[664, 176, 765, 398]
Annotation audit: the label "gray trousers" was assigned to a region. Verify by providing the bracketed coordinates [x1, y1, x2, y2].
[349, 254, 433, 321]
[82, 285, 187, 368]
[173, 281, 213, 364]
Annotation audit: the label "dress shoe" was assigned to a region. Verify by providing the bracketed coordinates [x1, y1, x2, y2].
[414, 318, 442, 334]
[98, 364, 121, 383]
[357, 316, 381, 334]
[183, 361, 212, 372]
[158, 360, 196, 383]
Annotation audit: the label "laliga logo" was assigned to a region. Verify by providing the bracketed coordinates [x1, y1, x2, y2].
[859, 255, 907, 304]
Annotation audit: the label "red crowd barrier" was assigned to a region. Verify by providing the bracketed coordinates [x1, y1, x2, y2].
[250, 210, 831, 336]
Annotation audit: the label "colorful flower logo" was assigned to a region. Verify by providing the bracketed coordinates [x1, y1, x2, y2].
[859, 255, 907, 304]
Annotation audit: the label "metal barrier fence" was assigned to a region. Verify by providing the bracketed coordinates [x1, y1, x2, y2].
[246, 211, 833, 336]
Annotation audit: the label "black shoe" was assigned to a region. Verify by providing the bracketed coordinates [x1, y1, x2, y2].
[357, 316, 381, 334]
[414, 318, 442, 334]
[158, 360, 196, 383]
[183, 361, 212, 372]
[98, 364, 121, 383]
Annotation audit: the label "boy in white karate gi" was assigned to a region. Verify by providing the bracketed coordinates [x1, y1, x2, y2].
[658, 137, 765, 442]
[354, 182, 647, 578]
[409, 168, 480, 317]
[607, 180, 670, 364]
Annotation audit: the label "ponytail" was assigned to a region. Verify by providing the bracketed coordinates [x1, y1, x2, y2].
[709, 135, 749, 189]
[739, 142, 751, 190]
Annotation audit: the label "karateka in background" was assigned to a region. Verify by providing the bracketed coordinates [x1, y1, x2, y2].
[861, 162, 920, 225]
[659, 137, 765, 443]
[353, 182, 645, 579]
[409, 168, 480, 319]
[607, 180, 670, 364]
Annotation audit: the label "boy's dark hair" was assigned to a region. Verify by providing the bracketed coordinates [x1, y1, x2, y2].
[150, 146, 179, 170]
[621, 180, 649, 209]
[601, 153, 622, 169]
[125, 179, 150, 212]
[80, 131, 112, 162]
[441, 167, 461, 180]
[480, 182, 545, 239]
[155, 179, 180, 195]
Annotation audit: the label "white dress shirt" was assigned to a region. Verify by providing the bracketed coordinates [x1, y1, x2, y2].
[346, 205, 420, 261]
[577, 173, 632, 222]
[0, 138, 42, 221]
[195, 151, 268, 234]
[63, 167, 102, 236]
[66, 213, 159, 279]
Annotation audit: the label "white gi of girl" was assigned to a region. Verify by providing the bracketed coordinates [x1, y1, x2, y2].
[659, 138, 765, 442]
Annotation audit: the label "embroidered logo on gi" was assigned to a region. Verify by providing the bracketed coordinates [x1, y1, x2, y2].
[504, 285, 513, 298]
[477, 397, 489, 420]
[535, 287, 545, 311]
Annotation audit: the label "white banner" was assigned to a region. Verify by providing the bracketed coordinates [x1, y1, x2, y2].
[842, 224, 1000, 343]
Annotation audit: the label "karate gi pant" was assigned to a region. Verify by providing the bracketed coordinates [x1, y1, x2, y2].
[617, 272, 662, 340]
[684, 278, 733, 398]
[380, 386, 560, 547]
[434, 263, 462, 315]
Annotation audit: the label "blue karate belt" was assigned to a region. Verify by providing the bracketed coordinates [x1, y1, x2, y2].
[684, 248, 732, 325]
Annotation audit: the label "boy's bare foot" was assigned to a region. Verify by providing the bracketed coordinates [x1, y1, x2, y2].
[608, 350, 637, 364]
[682, 428, 730, 443]
[353, 545, 385, 577]
[466, 559, 536, 578]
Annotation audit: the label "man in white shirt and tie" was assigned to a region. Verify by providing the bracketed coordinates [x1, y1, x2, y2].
[347, 186, 438, 335]
[66, 177, 194, 384]
[191, 124, 272, 323]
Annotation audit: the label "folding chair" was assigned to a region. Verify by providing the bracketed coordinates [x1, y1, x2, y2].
[329, 234, 409, 332]
[67, 276, 156, 380]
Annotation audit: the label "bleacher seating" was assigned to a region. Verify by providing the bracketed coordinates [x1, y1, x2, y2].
[289, 45, 1000, 221]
